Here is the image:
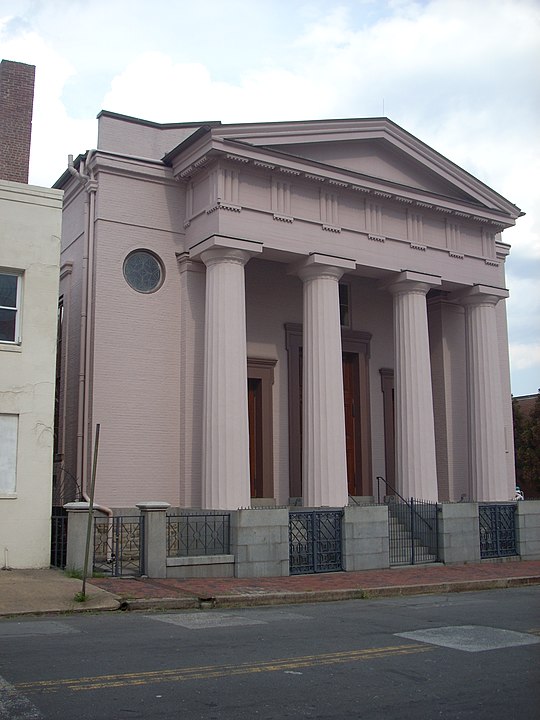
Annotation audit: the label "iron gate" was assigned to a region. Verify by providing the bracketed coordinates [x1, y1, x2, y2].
[387, 498, 439, 565]
[93, 515, 145, 576]
[479, 504, 518, 558]
[50, 508, 68, 569]
[289, 509, 343, 575]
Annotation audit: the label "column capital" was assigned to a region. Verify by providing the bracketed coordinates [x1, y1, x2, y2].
[386, 270, 441, 296]
[200, 246, 253, 268]
[189, 235, 263, 263]
[293, 253, 356, 282]
[455, 284, 509, 307]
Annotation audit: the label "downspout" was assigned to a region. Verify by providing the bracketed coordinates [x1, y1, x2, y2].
[68, 152, 112, 520]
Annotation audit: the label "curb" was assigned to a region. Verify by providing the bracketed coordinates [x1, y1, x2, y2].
[0, 599, 122, 619]
[118, 575, 540, 612]
[119, 597, 200, 612]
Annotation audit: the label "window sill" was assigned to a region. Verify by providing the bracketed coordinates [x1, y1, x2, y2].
[0, 494, 17, 500]
[0, 343, 22, 353]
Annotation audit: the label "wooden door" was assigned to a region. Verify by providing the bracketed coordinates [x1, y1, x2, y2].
[248, 377, 264, 498]
[342, 352, 362, 496]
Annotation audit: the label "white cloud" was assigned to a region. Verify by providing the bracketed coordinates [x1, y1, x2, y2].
[510, 343, 540, 371]
[0, 23, 96, 184]
[1, 0, 538, 393]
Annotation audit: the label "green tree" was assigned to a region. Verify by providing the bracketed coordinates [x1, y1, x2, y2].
[513, 391, 540, 497]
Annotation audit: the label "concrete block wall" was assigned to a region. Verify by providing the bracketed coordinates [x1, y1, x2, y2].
[516, 501, 540, 560]
[343, 505, 390, 570]
[437, 502, 481, 564]
[231, 508, 290, 578]
[166, 555, 235, 579]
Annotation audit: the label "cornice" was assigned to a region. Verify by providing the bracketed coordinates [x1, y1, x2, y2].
[85, 151, 175, 186]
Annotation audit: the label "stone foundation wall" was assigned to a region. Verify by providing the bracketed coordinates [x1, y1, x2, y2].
[63, 501, 540, 578]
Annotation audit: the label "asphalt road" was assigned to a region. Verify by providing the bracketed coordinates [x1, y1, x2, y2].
[1, 586, 539, 719]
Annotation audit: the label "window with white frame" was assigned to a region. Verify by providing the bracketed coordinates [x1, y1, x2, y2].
[339, 282, 351, 328]
[0, 272, 21, 343]
[0, 414, 18, 495]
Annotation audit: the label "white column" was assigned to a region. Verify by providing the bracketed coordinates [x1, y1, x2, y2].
[297, 254, 355, 507]
[460, 285, 510, 501]
[387, 271, 441, 501]
[193, 237, 262, 509]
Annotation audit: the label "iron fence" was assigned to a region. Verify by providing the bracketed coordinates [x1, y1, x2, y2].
[50, 510, 68, 569]
[387, 497, 439, 566]
[479, 504, 518, 558]
[289, 509, 343, 575]
[93, 515, 145, 576]
[377, 477, 439, 566]
[167, 513, 230, 557]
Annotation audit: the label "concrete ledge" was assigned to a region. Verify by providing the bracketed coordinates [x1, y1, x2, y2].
[167, 555, 235, 567]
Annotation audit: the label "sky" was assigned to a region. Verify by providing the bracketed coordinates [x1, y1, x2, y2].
[0, 0, 538, 396]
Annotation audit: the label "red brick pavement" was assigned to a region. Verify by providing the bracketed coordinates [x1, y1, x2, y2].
[89, 560, 540, 601]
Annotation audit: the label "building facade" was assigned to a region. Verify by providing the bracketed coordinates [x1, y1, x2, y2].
[54, 112, 521, 512]
[0, 60, 63, 568]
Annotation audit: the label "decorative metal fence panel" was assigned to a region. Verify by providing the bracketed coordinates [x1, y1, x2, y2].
[387, 498, 439, 566]
[479, 504, 518, 559]
[167, 513, 230, 557]
[289, 510, 343, 575]
[93, 515, 145, 576]
[50, 510, 68, 569]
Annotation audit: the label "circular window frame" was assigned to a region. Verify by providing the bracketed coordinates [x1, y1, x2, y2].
[123, 249, 165, 294]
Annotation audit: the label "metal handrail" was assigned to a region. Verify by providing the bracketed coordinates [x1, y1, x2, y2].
[376, 475, 408, 505]
[376, 476, 436, 532]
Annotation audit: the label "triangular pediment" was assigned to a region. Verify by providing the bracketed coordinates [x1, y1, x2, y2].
[209, 119, 520, 219]
[260, 138, 475, 203]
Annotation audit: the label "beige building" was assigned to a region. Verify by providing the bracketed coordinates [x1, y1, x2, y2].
[55, 112, 521, 512]
[0, 60, 63, 568]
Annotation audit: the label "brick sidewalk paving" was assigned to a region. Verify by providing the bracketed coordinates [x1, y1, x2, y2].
[89, 560, 540, 604]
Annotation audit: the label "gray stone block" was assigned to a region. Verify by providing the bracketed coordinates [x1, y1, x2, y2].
[439, 502, 478, 520]
[245, 543, 288, 563]
[235, 509, 289, 528]
[235, 560, 287, 578]
[236, 525, 284, 545]
[166, 563, 235, 579]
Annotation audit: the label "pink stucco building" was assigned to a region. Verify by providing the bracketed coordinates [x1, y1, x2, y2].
[54, 112, 521, 511]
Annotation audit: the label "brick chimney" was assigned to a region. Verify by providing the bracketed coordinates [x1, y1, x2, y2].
[0, 60, 36, 184]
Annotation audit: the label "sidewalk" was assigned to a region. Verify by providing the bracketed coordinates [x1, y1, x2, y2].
[2, 561, 539, 617]
[0, 568, 119, 617]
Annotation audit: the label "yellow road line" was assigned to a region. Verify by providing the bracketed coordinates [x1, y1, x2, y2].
[17, 644, 432, 693]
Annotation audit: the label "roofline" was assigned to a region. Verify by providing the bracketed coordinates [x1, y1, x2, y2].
[162, 126, 214, 165]
[96, 109, 222, 130]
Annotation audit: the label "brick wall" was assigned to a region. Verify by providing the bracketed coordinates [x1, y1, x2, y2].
[0, 59, 35, 183]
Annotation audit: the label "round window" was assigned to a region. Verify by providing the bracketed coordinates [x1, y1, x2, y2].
[123, 250, 164, 293]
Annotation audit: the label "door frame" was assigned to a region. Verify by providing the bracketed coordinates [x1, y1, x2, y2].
[379, 368, 395, 493]
[247, 357, 276, 499]
[285, 323, 372, 500]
